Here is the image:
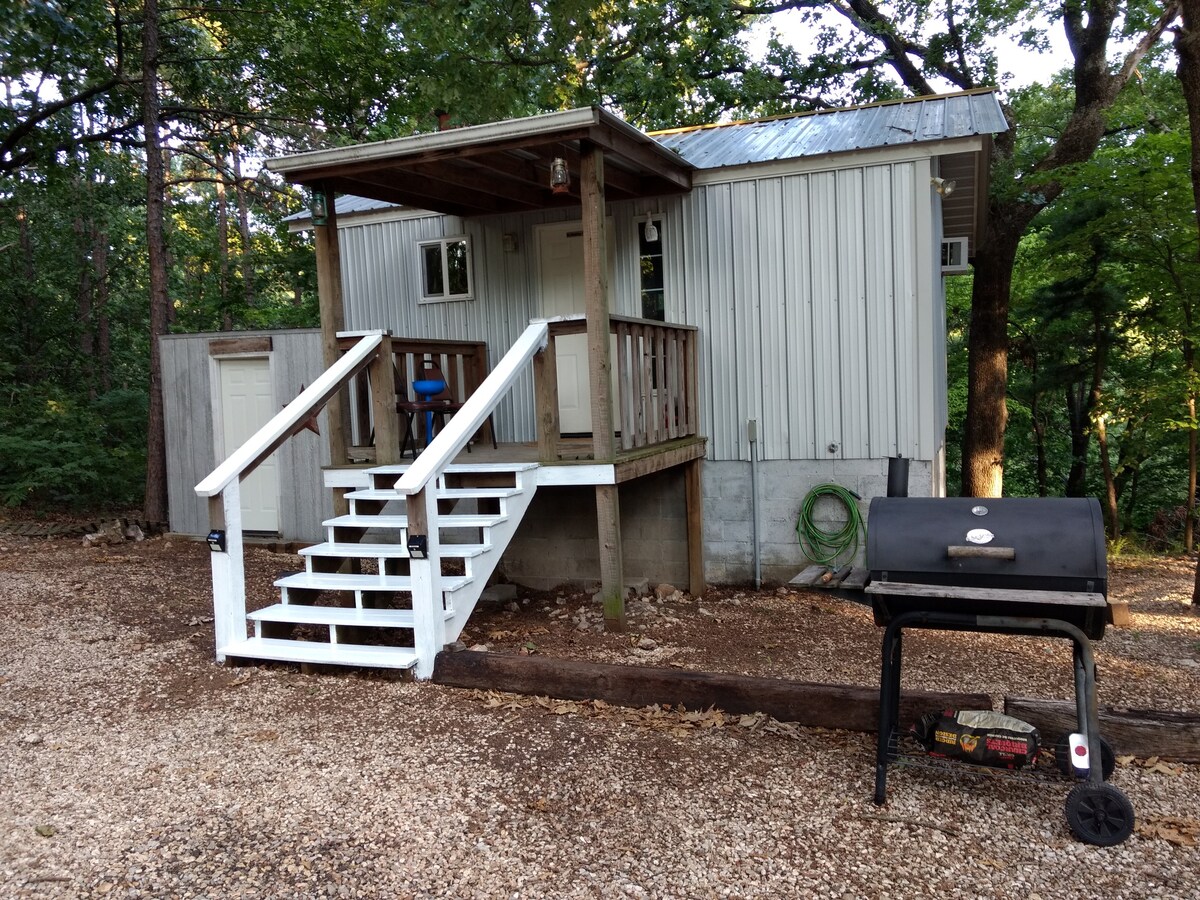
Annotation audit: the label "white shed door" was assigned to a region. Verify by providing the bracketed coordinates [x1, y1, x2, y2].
[217, 357, 279, 533]
[537, 221, 617, 435]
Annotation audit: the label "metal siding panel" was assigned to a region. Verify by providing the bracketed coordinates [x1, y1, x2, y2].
[755, 177, 789, 459]
[864, 166, 899, 458]
[836, 168, 869, 457]
[783, 174, 817, 459]
[891, 162, 921, 457]
[704, 184, 740, 460]
[732, 181, 763, 462]
[808, 171, 841, 460]
[912, 157, 937, 459]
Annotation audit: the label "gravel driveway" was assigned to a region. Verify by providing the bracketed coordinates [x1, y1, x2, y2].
[2, 535, 1199, 898]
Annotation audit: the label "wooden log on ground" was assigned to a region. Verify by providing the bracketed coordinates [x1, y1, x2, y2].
[840, 567, 871, 591]
[1107, 601, 1131, 627]
[1005, 696, 1200, 762]
[789, 565, 827, 587]
[434, 651, 991, 734]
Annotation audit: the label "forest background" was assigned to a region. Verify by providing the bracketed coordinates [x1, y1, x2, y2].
[3, 0, 1200, 574]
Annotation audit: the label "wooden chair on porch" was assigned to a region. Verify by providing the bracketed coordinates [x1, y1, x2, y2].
[397, 360, 497, 459]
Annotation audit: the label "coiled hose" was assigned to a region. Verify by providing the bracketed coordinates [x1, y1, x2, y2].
[795, 484, 866, 567]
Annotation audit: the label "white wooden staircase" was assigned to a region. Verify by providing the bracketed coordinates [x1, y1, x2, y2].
[196, 322, 552, 681]
[219, 461, 537, 674]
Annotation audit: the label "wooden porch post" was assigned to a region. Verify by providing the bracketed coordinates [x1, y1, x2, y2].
[581, 143, 625, 630]
[685, 458, 705, 597]
[369, 333, 400, 465]
[312, 182, 350, 514]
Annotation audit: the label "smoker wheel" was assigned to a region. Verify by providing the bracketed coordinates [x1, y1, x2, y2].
[1065, 783, 1135, 846]
[1054, 735, 1115, 782]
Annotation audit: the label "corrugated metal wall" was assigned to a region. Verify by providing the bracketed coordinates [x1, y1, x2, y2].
[677, 158, 941, 462]
[161, 329, 332, 538]
[335, 154, 944, 465]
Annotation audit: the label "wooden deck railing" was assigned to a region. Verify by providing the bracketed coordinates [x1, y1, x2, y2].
[337, 335, 490, 461]
[538, 315, 699, 461]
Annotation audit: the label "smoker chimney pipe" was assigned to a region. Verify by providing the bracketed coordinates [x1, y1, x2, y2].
[887, 456, 909, 497]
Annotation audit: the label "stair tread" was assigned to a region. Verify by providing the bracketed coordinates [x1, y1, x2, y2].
[220, 637, 417, 669]
[248, 603, 453, 626]
[367, 462, 539, 475]
[276, 572, 473, 592]
[299, 541, 489, 559]
[347, 486, 521, 501]
[325, 513, 507, 529]
[436, 487, 521, 499]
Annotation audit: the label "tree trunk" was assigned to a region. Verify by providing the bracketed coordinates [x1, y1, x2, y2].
[232, 143, 256, 308]
[1174, 0, 1200, 597]
[1065, 382, 1089, 496]
[1096, 414, 1120, 538]
[217, 174, 232, 330]
[142, 0, 169, 524]
[93, 227, 111, 393]
[1031, 407, 1048, 497]
[960, 214, 1022, 497]
[1187, 393, 1197, 551]
[16, 204, 38, 385]
[74, 213, 95, 396]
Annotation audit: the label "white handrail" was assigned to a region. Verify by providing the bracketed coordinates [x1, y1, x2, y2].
[394, 321, 549, 495]
[195, 331, 385, 498]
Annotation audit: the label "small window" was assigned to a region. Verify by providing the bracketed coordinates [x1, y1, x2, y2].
[639, 218, 664, 321]
[419, 236, 473, 302]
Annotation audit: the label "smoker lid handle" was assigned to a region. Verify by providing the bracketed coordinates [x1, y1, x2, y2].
[946, 545, 1016, 560]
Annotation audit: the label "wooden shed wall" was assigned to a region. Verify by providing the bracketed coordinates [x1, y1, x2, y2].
[161, 328, 333, 538]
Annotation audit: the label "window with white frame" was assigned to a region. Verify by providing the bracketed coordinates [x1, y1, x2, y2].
[419, 236, 473, 302]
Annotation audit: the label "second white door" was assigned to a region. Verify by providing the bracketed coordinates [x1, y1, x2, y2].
[537, 221, 617, 435]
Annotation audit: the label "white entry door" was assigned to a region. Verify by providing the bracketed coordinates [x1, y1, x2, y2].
[537, 221, 617, 435]
[216, 356, 280, 533]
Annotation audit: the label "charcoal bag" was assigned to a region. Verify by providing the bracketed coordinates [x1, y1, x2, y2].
[911, 710, 1040, 769]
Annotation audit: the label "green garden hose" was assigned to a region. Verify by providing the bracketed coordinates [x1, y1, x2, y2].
[795, 484, 866, 567]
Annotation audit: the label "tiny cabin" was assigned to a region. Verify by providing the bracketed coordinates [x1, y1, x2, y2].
[166, 91, 1006, 677]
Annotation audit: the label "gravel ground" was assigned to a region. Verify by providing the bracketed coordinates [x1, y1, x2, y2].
[2, 535, 1199, 899]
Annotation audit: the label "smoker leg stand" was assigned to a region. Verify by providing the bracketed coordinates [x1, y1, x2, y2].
[874, 618, 905, 806]
[1059, 624, 1135, 845]
[1071, 637, 1104, 785]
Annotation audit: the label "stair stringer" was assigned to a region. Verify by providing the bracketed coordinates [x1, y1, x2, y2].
[441, 466, 538, 643]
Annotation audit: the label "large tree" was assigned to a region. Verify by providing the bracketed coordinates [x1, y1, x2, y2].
[1172, 0, 1200, 599]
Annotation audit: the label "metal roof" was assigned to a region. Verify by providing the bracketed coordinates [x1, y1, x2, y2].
[267, 106, 693, 219]
[284, 90, 1006, 222]
[653, 90, 1007, 170]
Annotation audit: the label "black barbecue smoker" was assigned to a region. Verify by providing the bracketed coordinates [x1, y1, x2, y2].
[863, 496, 1134, 846]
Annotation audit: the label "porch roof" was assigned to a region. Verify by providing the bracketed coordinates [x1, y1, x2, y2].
[266, 106, 694, 218]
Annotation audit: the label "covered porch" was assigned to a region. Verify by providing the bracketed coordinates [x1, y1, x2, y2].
[267, 107, 707, 624]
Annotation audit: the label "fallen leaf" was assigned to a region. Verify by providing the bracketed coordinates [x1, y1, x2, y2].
[1137, 815, 1200, 847]
[1147, 762, 1183, 776]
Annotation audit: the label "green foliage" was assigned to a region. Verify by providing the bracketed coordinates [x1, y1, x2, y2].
[0, 388, 147, 510]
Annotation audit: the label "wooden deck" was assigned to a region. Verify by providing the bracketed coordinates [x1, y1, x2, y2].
[331, 434, 707, 487]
